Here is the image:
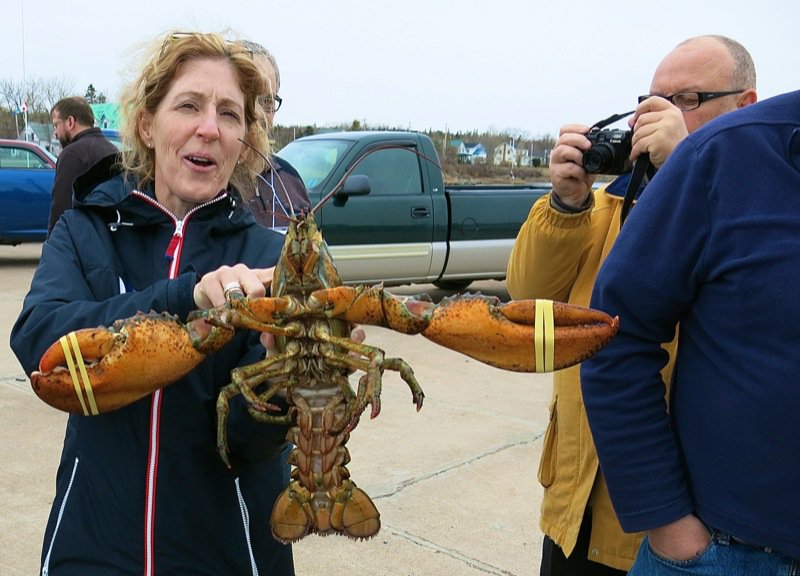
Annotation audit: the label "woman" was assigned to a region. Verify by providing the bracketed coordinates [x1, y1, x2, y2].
[11, 32, 294, 575]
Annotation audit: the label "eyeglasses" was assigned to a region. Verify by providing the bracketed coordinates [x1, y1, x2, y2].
[160, 32, 253, 59]
[259, 94, 283, 113]
[637, 90, 745, 111]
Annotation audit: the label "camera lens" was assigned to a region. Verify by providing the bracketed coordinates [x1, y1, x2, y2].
[582, 144, 615, 174]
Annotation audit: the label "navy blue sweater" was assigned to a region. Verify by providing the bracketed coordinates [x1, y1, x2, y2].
[581, 90, 800, 559]
[11, 158, 294, 575]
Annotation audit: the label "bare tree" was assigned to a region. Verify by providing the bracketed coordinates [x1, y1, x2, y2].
[40, 76, 77, 111]
[0, 78, 27, 113]
[0, 75, 76, 114]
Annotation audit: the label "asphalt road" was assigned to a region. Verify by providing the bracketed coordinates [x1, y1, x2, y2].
[0, 242, 551, 576]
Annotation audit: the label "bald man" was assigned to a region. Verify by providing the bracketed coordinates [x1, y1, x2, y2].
[506, 35, 757, 576]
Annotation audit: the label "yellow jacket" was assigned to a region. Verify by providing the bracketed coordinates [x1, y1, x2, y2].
[506, 187, 677, 571]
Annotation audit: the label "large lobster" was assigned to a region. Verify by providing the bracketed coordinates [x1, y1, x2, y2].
[30, 150, 618, 544]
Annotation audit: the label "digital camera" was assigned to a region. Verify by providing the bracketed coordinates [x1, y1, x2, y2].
[582, 128, 633, 175]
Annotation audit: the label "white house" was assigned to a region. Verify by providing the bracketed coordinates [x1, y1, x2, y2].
[458, 142, 487, 164]
[493, 141, 517, 166]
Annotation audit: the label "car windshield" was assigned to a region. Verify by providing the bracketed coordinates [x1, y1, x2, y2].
[37, 144, 58, 164]
[277, 139, 352, 192]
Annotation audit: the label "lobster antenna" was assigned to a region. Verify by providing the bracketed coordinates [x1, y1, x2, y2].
[238, 138, 297, 224]
[312, 144, 443, 215]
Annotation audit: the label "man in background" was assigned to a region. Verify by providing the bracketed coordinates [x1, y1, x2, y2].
[48, 96, 117, 235]
[241, 41, 310, 227]
[506, 35, 756, 575]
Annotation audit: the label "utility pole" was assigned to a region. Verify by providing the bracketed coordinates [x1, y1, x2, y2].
[21, 1, 26, 82]
[22, 102, 28, 140]
[21, 1, 28, 140]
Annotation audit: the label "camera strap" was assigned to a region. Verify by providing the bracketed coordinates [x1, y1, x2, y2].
[588, 109, 655, 227]
[591, 110, 634, 131]
[619, 154, 656, 228]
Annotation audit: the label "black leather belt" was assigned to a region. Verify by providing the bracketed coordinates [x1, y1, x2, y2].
[714, 530, 773, 554]
[730, 535, 774, 554]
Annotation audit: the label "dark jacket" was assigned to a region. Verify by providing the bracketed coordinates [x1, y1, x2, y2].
[248, 155, 310, 228]
[11, 158, 294, 575]
[48, 127, 118, 235]
[582, 90, 800, 559]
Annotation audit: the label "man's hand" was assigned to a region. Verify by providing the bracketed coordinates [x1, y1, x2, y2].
[629, 97, 689, 168]
[549, 124, 598, 209]
[648, 514, 711, 561]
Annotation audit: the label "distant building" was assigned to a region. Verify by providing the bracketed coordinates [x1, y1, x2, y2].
[448, 138, 486, 164]
[459, 142, 487, 164]
[90, 103, 120, 130]
[493, 141, 517, 166]
[24, 122, 58, 154]
[531, 149, 550, 167]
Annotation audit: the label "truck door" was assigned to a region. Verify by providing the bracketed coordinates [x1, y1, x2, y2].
[319, 145, 435, 284]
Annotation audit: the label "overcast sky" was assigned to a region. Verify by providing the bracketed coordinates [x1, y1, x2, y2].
[3, 0, 798, 137]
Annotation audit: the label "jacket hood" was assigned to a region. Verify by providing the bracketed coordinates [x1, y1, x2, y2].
[72, 153, 254, 231]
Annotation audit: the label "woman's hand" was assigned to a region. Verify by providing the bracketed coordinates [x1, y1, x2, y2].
[193, 264, 275, 309]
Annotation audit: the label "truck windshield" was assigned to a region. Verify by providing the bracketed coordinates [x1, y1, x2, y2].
[277, 139, 351, 192]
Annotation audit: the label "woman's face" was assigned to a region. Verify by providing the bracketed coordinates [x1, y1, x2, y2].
[139, 58, 248, 218]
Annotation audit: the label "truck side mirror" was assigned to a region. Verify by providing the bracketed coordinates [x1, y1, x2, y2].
[335, 174, 371, 199]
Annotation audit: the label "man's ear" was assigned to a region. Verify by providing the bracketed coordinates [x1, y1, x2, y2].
[737, 89, 758, 109]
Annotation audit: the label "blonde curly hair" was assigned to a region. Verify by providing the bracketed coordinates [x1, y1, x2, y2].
[118, 31, 270, 198]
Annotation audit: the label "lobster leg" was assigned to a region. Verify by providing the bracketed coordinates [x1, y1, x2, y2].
[216, 347, 299, 467]
[309, 287, 619, 373]
[316, 326, 425, 430]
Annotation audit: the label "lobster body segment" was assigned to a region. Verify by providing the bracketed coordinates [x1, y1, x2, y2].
[31, 211, 618, 543]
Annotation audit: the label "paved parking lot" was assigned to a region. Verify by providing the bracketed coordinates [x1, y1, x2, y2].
[0, 243, 551, 575]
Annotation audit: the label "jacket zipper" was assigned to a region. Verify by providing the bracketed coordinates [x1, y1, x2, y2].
[235, 478, 260, 576]
[41, 457, 80, 576]
[131, 190, 229, 576]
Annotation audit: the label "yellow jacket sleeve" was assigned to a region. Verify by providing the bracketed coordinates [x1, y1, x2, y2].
[507, 191, 596, 302]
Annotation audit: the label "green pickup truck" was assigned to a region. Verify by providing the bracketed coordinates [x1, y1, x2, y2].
[278, 131, 549, 289]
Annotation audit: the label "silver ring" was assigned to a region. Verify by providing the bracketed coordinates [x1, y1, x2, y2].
[222, 281, 243, 299]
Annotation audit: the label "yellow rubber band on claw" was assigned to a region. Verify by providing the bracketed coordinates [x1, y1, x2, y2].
[534, 299, 555, 373]
[59, 333, 100, 416]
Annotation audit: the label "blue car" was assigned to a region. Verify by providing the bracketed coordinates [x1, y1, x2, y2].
[101, 129, 123, 150]
[0, 138, 56, 245]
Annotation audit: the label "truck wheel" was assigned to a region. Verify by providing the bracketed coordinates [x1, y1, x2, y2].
[433, 279, 473, 291]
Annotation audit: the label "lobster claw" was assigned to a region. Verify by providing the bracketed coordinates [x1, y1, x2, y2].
[420, 295, 619, 372]
[32, 311, 234, 415]
[309, 287, 618, 373]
